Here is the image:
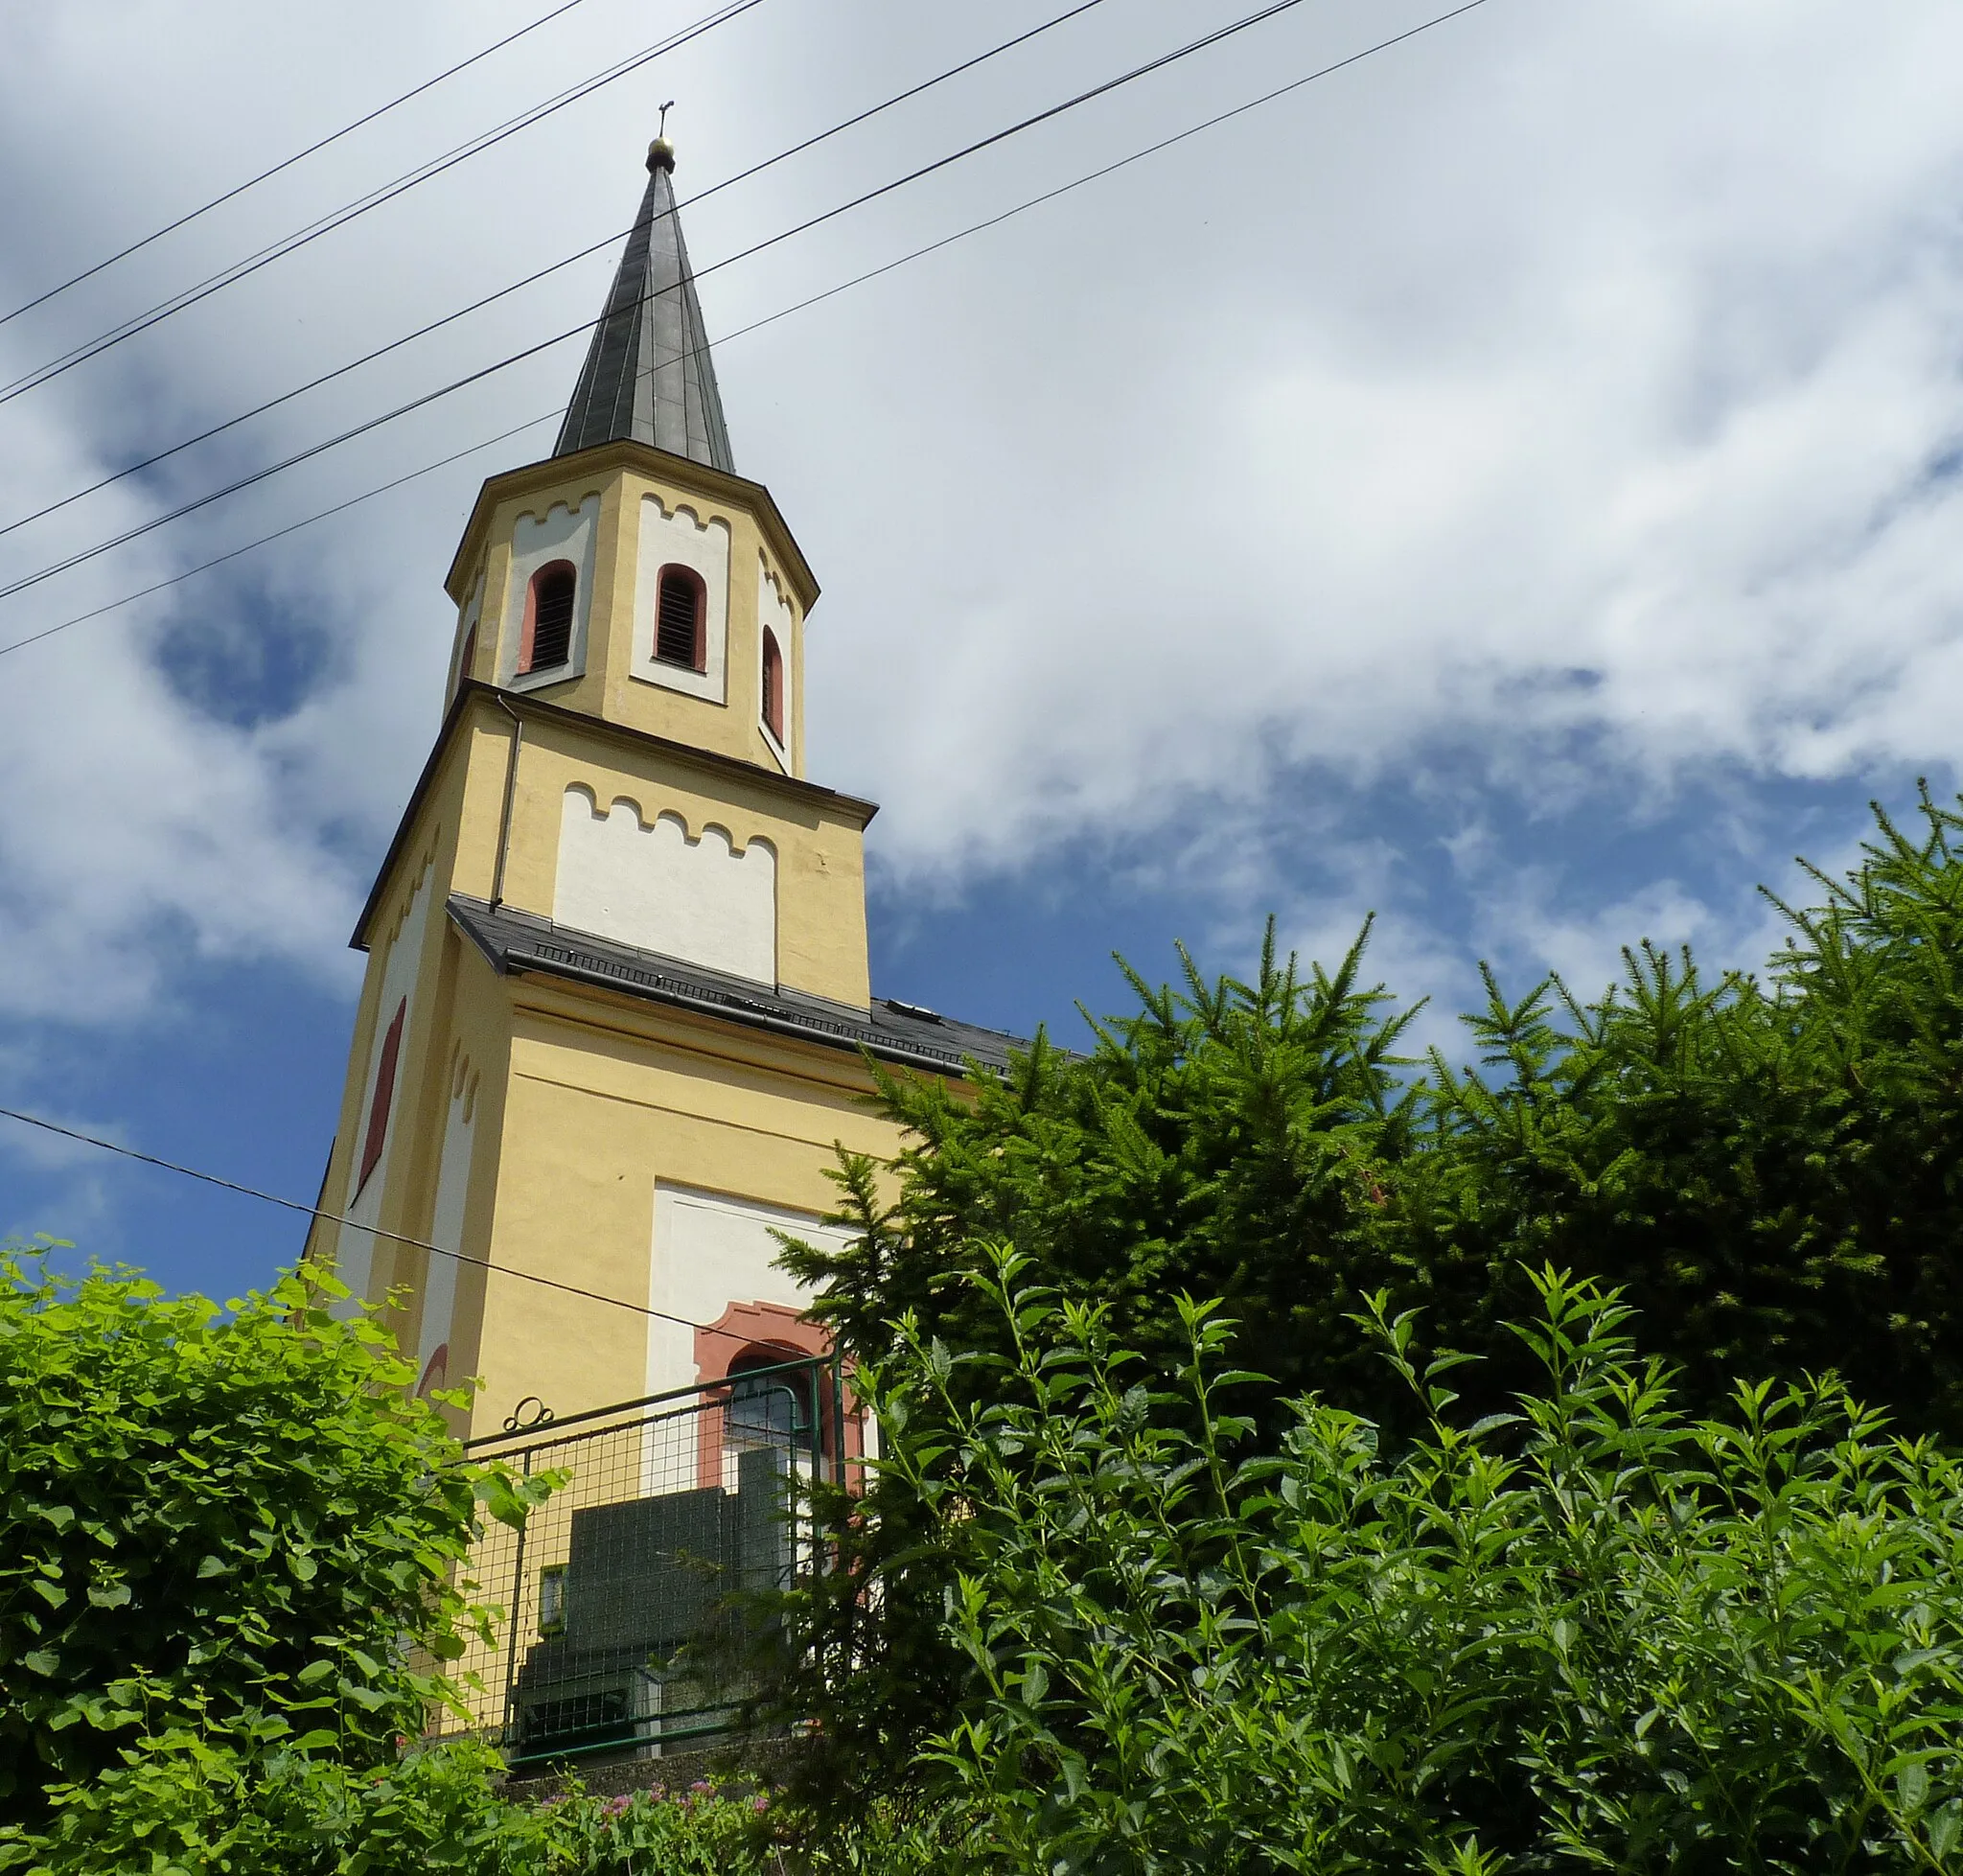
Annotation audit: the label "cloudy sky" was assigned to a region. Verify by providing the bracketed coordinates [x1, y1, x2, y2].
[1, 0, 1959, 1301]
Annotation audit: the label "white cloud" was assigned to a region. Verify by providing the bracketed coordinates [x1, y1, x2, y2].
[0, 0, 1959, 1034]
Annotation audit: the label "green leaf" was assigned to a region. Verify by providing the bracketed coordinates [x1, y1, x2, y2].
[1899, 1762, 1931, 1816]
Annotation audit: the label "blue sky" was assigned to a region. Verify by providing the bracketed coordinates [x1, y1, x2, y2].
[2, 0, 1961, 1303]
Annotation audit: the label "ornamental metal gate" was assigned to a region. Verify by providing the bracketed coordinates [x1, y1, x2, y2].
[438, 1355, 841, 1769]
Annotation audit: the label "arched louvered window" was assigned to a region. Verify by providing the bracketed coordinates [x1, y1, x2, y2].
[452, 624, 477, 702]
[761, 626, 785, 744]
[655, 565, 705, 671]
[520, 562, 576, 675]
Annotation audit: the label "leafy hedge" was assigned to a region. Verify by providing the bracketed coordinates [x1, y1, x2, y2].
[774, 788, 1963, 1833]
[0, 1254, 772, 1874]
[0, 1255, 531, 1821]
[14, 1738, 772, 1875]
[817, 1254, 1963, 1872]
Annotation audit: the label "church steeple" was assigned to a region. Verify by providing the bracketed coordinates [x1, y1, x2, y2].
[553, 133, 734, 471]
[310, 112, 1021, 1585]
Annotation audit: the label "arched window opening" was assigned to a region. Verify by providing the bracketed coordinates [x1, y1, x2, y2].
[693, 1303, 857, 1490]
[761, 627, 785, 744]
[724, 1347, 810, 1454]
[453, 624, 477, 700]
[654, 565, 705, 671]
[357, 996, 406, 1196]
[520, 562, 576, 675]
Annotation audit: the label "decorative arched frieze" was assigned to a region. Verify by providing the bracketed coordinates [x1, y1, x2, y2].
[554, 784, 776, 982]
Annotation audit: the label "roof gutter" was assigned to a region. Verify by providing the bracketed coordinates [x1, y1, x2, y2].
[501, 948, 980, 1077]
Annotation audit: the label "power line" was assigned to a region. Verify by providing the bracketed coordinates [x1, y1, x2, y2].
[0, 0, 1113, 545]
[0, 415, 561, 662]
[730, 2, 1502, 358]
[0, 8, 1498, 1310]
[0, 1101, 782, 1344]
[0, 331, 590, 607]
[0, 0, 591, 332]
[0, 0, 772, 405]
[0, 0, 1326, 607]
[0, 0, 1496, 663]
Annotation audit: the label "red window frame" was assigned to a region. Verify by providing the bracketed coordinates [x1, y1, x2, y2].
[761, 626, 785, 744]
[518, 562, 577, 675]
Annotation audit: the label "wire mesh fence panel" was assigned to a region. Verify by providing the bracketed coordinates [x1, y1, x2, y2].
[434, 1356, 836, 1770]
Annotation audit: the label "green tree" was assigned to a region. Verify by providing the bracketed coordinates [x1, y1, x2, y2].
[774, 787, 1963, 1813]
[1402, 787, 1963, 1429]
[786, 918, 1417, 1432]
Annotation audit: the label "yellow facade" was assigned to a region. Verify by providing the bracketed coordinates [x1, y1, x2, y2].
[305, 436, 1001, 1442]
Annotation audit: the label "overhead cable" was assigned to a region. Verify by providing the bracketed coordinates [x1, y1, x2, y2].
[0, 0, 1113, 545]
[0, 0, 592, 331]
[0, 1101, 797, 1344]
[0, 415, 560, 662]
[0, 0, 773, 405]
[0, 0, 1329, 606]
[0, 0, 1496, 662]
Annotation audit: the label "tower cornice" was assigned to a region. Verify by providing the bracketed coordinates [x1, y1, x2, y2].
[444, 437, 819, 616]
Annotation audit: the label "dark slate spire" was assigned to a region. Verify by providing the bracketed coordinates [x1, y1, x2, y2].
[553, 135, 733, 471]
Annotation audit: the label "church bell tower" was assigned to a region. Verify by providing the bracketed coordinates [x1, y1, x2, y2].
[306, 135, 1012, 1436]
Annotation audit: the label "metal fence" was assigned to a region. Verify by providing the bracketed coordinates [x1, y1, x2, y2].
[441, 1355, 841, 1770]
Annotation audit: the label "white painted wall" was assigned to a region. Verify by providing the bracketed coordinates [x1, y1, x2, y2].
[632, 496, 729, 703]
[554, 785, 776, 983]
[645, 1184, 855, 1399]
[337, 854, 434, 1310]
[414, 1050, 476, 1395]
[500, 495, 599, 689]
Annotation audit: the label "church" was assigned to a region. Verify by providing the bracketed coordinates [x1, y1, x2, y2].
[304, 131, 1016, 1446]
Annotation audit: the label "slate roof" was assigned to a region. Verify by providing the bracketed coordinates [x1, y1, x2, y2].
[449, 895, 1022, 1077]
[553, 141, 734, 470]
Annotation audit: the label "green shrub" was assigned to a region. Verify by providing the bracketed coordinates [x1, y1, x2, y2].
[0, 1249, 782, 1873]
[775, 790, 1963, 1812]
[9, 1730, 774, 1875]
[820, 1251, 1963, 1872]
[0, 1251, 544, 1823]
